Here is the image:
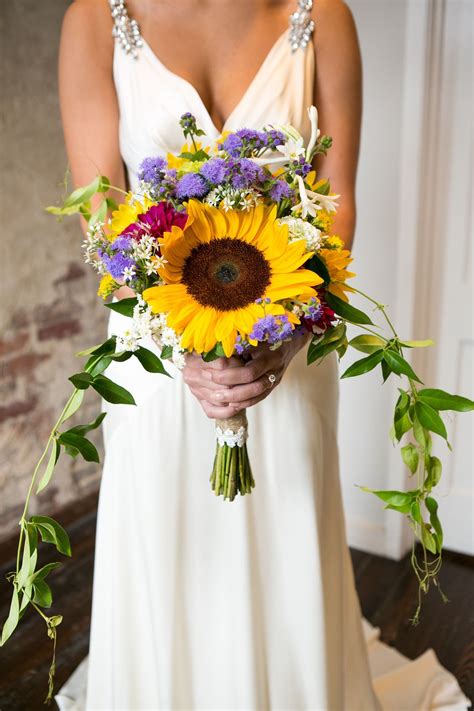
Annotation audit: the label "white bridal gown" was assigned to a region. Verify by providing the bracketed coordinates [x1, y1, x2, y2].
[56, 2, 470, 709]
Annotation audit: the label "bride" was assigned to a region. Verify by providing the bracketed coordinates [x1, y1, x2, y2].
[56, 1, 469, 709]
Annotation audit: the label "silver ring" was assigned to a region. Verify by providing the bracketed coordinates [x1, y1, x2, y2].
[268, 373, 276, 387]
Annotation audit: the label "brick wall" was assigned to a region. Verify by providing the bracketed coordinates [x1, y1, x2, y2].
[0, 1, 108, 542]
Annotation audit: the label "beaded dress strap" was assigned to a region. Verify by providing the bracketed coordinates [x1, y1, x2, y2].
[289, 0, 315, 52]
[108, 0, 142, 58]
[108, 0, 314, 57]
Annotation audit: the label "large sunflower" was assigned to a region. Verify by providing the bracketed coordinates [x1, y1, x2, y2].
[143, 200, 322, 356]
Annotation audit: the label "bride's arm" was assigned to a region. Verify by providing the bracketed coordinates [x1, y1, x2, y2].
[312, 0, 362, 251]
[58, 0, 132, 299]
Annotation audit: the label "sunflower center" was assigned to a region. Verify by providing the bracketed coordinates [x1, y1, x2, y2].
[182, 237, 271, 311]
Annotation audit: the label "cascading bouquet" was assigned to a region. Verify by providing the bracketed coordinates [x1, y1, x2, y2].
[1, 108, 472, 702]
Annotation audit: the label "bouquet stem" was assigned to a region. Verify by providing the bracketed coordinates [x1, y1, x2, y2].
[210, 411, 254, 500]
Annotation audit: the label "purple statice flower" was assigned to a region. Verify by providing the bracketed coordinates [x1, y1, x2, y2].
[303, 297, 323, 321]
[268, 179, 293, 201]
[228, 158, 266, 189]
[264, 128, 286, 150]
[138, 156, 166, 183]
[234, 335, 250, 355]
[199, 157, 227, 185]
[98, 236, 135, 280]
[250, 314, 293, 345]
[175, 173, 209, 199]
[290, 156, 312, 178]
[221, 133, 243, 157]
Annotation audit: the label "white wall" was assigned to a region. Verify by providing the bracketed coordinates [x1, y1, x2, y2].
[339, 0, 473, 558]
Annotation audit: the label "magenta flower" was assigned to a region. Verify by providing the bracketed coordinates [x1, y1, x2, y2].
[121, 202, 187, 241]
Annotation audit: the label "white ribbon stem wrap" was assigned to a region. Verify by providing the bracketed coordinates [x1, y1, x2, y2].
[215, 411, 249, 448]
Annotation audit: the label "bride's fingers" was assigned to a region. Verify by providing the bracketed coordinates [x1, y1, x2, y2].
[213, 372, 277, 404]
[200, 399, 238, 420]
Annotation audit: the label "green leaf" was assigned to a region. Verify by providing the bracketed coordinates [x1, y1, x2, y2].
[36, 439, 60, 494]
[90, 198, 108, 225]
[349, 334, 386, 354]
[410, 500, 423, 524]
[27, 562, 62, 585]
[341, 349, 383, 378]
[178, 149, 209, 161]
[0, 587, 20, 646]
[77, 337, 117, 358]
[61, 389, 84, 422]
[202, 343, 226, 362]
[85, 354, 113, 377]
[30, 515, 71, 557]
[420, 524, 437, 554]
[383, 349, 423, 383]
[313, 178, 330, 195]
[394, 411, 412, 441]
[67, 412, 107, 438]
[106, 196, 118, 212]
[58, 432, 100, 463]
[325, 291, 375, 326]
[401, 443, 419, 474]
[307, 338, 338, 365]
[305, 254, 331, 285]
[394, 390, 410, 420]
[91, 374, 136, 405]
[424, 455, 442, 490]
[414, 401, 447, 440]
[412, 413, 428, 449]
[33, 579, 52, 608]
[336, 337, 348, 359]
[358, 487, 419, 508]
[16, 529, 32, 589]
[425, 497, 443, 551]
[323, 322, 346, 345]
[381, 358, 391, 383]
[161, 345, 173, 360]
[418, 388, 474, 412]
[399, 339, 434, 348]
[134, 346, 170, 376]
[97, 175, 111, 192]
[105, 297, 138, 317]
[63, 176, 101, 208]
[69, 372, 95, 390]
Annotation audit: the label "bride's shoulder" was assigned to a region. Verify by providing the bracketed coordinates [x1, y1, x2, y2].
[312, 0, 357, 32]
[312, 0, 359, 52]
[60, 0, 114, 64]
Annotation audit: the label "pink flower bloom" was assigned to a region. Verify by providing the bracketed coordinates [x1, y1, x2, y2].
[121, 202, 187, 241]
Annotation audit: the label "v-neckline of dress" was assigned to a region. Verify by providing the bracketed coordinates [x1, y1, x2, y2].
[139, 29, 290, 136]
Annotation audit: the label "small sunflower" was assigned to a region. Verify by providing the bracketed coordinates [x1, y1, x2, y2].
[319, 246, 356, 302]
[143, 200, 322, 356]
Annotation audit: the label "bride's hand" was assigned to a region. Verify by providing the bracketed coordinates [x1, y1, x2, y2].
[182, 334, 310, 419]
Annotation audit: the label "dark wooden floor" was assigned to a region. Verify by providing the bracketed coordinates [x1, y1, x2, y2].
[0, 491, 472, 710]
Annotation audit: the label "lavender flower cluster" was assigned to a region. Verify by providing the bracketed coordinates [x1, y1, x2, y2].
[138, 115, 296, 208]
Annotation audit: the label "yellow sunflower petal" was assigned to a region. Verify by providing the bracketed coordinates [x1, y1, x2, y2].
[143, 283, 188, 313]
[221, 328, 237, 357]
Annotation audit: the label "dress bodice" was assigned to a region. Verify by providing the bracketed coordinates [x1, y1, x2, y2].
[108, 1, 316, 191]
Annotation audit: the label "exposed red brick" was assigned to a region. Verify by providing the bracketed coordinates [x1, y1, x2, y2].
[1, 352, 50, 378]
[54, 261, 86, 285]
[0, 397, 38, 423]
[0, 331, 30, 357]
[37, 319, 82, 341]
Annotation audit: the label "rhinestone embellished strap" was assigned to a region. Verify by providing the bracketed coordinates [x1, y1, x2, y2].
[108, 0, 143, 58]
[289, 0, 315, 52]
